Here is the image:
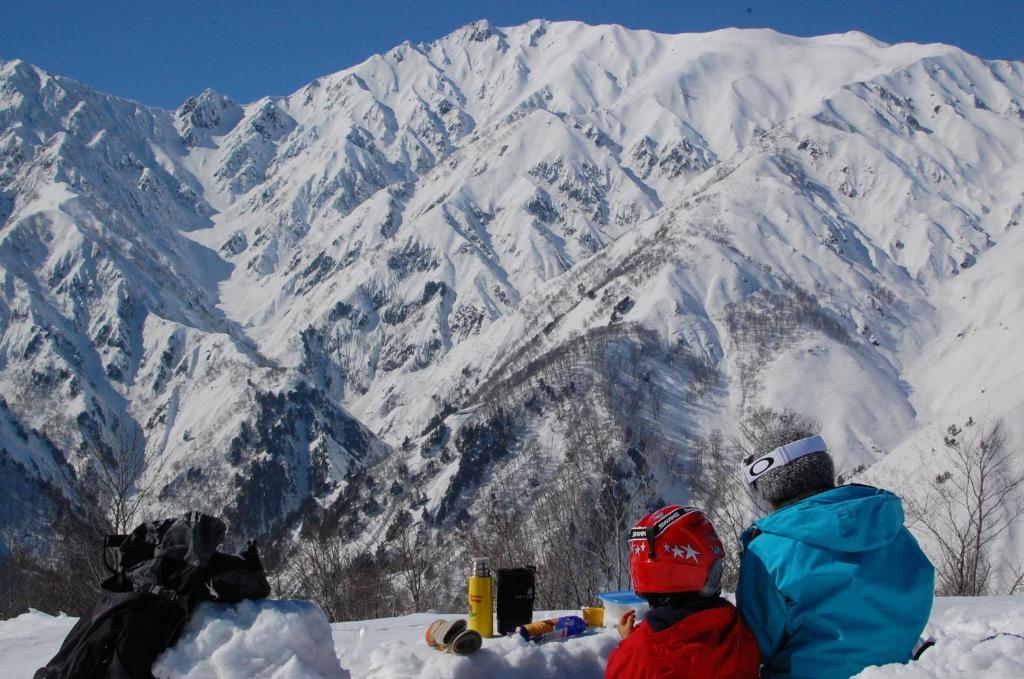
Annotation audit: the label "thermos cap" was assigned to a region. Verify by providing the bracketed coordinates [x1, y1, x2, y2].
[472, 557, 490, 577]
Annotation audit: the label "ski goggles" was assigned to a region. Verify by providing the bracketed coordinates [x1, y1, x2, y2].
[744, 435, 828, 485]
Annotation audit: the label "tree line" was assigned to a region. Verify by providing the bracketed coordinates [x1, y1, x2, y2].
[3, 399, 1022, 620]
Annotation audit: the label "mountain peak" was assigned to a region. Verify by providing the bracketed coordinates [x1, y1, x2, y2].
[459, 19, 499, 43]
[0, 58, 44, 91]
[177, 88, 237, 122]
[176, 88, 242, 146]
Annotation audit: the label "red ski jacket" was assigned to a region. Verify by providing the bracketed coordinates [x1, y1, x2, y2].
[605, 602, 760, 679]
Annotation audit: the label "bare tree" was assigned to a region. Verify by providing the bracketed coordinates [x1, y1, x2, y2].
[686, 430, 755, 590]
[457, 483, 538, 573]
[76, 416, 160, 536]
[1009, 563, 1024, 596]
[280, 532, 396, 622]
[388, 514, 458, 613]
[285, 534, 355, 621]
[907, 419, 1024, 596]
[531, 483, 600, 608]
[0, 543, 52, 618]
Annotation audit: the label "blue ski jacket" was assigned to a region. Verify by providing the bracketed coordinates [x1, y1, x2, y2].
[736, 485, 934, 679]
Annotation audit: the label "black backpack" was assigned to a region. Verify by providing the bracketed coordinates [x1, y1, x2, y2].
[35, 512, 271, 679]
[33, 584, 188, 679]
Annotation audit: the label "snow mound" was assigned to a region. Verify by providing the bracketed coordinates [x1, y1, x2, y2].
[855, 597, 1024, 679]
[153, 599, 349, 679]
[0, 609, 77, 676]
[340, 622, 617, 679]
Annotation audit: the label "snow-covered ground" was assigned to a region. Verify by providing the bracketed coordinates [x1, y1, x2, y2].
[2, 597, 1021, 678]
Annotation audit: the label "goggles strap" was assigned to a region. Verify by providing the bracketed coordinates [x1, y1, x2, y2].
[744, 435, 827, 485]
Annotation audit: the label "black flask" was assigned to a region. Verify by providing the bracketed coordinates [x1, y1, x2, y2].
[495, 566, 537, 635]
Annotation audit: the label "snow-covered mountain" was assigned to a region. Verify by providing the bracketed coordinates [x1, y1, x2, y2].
[2, 20, 1023, 568]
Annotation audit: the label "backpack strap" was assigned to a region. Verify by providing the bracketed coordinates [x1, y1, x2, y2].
[740, 526, 763, 557]
[138, 584, 180, 601]
[102, 534, 129, 575]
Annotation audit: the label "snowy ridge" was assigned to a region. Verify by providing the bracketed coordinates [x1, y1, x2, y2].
[1, 22, 1024, 567]
[0, 58, 388, 541]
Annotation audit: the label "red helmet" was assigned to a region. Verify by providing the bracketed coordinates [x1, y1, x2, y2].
[628, 506, 724, 596]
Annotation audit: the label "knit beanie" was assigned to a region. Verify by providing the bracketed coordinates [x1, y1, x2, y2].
[747, 430, 835, 506]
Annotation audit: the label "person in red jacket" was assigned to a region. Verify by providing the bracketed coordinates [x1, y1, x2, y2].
[605, 506, 760, 679]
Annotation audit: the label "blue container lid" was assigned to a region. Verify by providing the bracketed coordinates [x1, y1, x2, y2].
[596, 590, 646, 605]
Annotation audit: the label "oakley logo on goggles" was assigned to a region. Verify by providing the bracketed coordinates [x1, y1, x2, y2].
[744, 435, 828, 485]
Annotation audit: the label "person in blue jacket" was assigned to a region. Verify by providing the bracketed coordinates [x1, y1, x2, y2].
[736, 431, 934, 679]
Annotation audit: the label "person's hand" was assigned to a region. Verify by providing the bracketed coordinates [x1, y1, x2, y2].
[616, 610, 637, 640]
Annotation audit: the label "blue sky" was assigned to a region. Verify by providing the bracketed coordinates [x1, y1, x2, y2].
[1, 1, 1020, 109]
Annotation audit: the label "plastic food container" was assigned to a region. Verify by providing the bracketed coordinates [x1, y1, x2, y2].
[596, 591, 649, 628]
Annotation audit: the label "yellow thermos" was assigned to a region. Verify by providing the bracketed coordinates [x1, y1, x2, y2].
[467, 557, 493, 637]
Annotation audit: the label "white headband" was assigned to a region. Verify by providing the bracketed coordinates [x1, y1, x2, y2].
[744, 435, 828, 485]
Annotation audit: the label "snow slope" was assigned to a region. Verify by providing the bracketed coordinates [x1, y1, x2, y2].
[2, 20, 1024, 566]
[2, 597, 1022, 678]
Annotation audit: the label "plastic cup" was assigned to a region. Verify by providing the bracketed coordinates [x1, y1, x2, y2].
[581, 607, 605, 627]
